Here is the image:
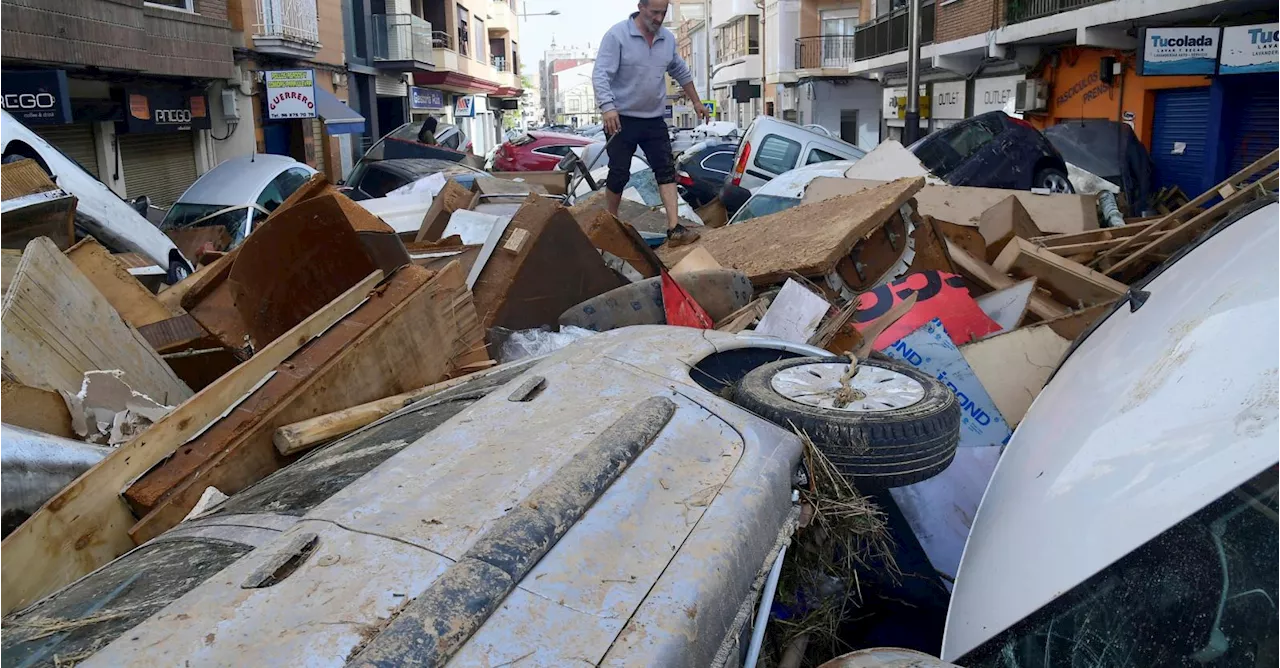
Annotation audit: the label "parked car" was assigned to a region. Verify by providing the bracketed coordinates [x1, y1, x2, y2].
[357, 120, 476, 167]
[676, 139, 738, 208]
[908, 111, 1073, 193]
[725, 159, 858, 226]
[1043, 119, 1154, 212]
[158, 156, 316, 249]
[726, 115, 867, 192]
[341, 158, 486, 201]
[943, 197, 1279, 665]
[0, 110, 194, 282]
[493, 131, 596, 172]
[2, 328, 947, 664]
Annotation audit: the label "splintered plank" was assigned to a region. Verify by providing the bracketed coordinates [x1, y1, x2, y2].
[993, 237, 1128, 308]
[126, 262, 488, 543]
[0, 270, 384, 616]
[943, 238, 1068, 320]
[65, 237, 177, 329]
[1, 237, 191, 403]
[657, 177, 925, 285]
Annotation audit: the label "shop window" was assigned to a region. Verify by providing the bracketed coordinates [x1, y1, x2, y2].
[145, 0, 194, 11]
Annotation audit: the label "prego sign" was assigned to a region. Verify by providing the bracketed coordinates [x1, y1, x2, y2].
[265, 70, 317, 120]
[1, 69, 72, 125]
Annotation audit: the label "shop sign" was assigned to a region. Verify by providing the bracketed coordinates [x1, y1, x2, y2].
[931, 80, 966, 120]
[410, 86, 445, 110]
[454, 95, 476, 117]
[972, 75, 1023, 115]
[2, 70, 72, 125]
[122, 88, 211, 133]
[264, 70, 317, 119]
[883, 87, 903, 120]
[1139, 27, 1220, 75]
[1219, 23, 1278, 74]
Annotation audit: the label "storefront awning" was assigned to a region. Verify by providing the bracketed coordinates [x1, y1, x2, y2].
[315, 88, 365, 135]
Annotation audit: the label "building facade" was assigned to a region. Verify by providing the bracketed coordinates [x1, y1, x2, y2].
[554, 62, 599, 127]
[1, 0, 238, 206]
[538, 42, 593, 126]
[710, 0, 764, 126]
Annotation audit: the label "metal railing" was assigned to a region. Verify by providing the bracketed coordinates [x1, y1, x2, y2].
[795, 35, 857, 69]
[372, 14, 433, 65]
[432, 30, 453, 49]
[1006, 0, 1109, 24]
[492, 55, 508, 71]
[255, 0, 320, 43]
[853, 1, 934, 61]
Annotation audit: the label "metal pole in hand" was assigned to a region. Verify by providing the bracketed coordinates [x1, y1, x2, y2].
[903, 0, 922, 145]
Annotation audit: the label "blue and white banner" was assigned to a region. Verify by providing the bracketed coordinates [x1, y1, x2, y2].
[1140, 27, 1220, 75]
[1219, 23, 1278, 75]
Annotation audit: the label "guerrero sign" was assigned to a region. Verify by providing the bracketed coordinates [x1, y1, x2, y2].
[1139, 27, 1220, 75]
[1220, 23, 1279, 74]
[265, 70, 317, 119]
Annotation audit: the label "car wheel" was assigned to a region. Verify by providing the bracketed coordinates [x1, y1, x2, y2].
[733, 356, 960, 489]
[167, 258, 192, 284]
[1034, 167, 1074, 194]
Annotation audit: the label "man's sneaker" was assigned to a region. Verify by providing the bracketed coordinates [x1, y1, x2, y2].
[666, 224, 701, 248]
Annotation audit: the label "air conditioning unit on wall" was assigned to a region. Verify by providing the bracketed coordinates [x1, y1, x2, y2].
[1015, 79, 1049, 113]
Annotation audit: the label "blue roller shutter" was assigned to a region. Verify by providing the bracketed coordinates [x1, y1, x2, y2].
[1150, 87, 1211, 198]
[1227, 81, 1279, 177]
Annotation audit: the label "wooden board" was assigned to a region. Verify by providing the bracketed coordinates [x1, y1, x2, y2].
[936, 219, 986, 261]
[906, 215, 957, 274]
[1, 238, 192, 403]
[0, 270, 384, 616]
[1029, 221, 1155, 248]
[1038, 301, 1116, 341]
[0, 379, 76, 439]
[978, 195, 1042, 262]
[2, 249, 22, 297]
[960, 323, 1070, 426]
[657, 178, 925, 285]
[993, 237, 1128, 309]
[1035, 231, 1171, 257]
[416, 179, 480, 242]
[1090, 149, 1278, 268]
[799, 177, 1098, 234]
[65, 237, 176, 329]
[943, 238, 1068, 320]
[490, 171, 569, 196]
[126, 262, 488, 543]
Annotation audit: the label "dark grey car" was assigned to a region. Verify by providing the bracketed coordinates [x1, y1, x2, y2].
[908, 111, 1073, 193]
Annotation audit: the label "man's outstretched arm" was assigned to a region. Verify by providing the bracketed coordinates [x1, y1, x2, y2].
[593, 32, 622, 134]
[667, 52, 709, 122]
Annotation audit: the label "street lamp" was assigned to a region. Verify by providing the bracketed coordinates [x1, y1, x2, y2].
[520, 10, 560, 17]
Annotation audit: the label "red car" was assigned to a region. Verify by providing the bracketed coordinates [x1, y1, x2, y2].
[493, 131, 596, 172]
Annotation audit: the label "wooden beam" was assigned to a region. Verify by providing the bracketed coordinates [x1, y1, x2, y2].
[1039, 231, 1172, 257]
[994, 237, 1128, 308]
[65, 237, 177, 329]
[1037, 301, 1117, 341]
[1090, 149, 1278, 267]
[0, 270, 384, 616]
[273, 359, 522, 456]
[943, 238, 1069, 320]
[1, 237, 191, 403]
[1028, 221, 1155, 247]
[1104, 172, 1278, 277]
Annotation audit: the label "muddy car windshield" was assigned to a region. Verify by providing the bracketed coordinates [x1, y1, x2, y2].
[960, 466, 1279, 667]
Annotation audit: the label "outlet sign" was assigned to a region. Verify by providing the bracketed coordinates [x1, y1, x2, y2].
[931, 80, 966, 120]
[1, 69, 72, 125]
[1140, 27, 1220, 75]
[1219, 23, 1278, 74]
[972, 75, 1023, 115]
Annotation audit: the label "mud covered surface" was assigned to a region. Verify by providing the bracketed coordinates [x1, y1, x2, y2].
[2, 539, 251, 666]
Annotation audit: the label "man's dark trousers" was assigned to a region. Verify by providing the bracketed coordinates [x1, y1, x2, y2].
[605, 115, 676, 194]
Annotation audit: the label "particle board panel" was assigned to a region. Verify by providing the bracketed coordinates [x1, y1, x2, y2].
[960, 324, 1071, 426]
[1, 237, 192, 403]
[993, 237, 1128, 308]
[657, 178, 925, 286]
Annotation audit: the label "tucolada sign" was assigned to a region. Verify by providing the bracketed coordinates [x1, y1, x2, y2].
[1139, 27, 1220, 75]
[1220, 23, 1279, 74]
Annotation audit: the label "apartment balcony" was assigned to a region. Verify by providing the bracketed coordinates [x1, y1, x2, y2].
[422, 37, 518, 92]
[1005, 0, 1110, 24]
[853, 1, 934, 61]
[372, 14, 434, 71]
[487, 0, 516, 33]
[795, 35, 857, 74]
[253, 0, 321, 59]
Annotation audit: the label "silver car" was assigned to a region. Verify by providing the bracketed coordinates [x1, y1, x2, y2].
[159, 155, 317, 249]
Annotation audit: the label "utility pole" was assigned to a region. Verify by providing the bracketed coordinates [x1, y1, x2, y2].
[705, 0, 713, 120]
[903, 0, 922, 144]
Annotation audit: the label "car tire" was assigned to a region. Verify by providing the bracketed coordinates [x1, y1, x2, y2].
[167, 258, 192, 284]
[733, 356, 960, 489]
[1034, 167, 1074, 194]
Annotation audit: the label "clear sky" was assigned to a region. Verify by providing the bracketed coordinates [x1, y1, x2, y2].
[516, 0, 643, 81]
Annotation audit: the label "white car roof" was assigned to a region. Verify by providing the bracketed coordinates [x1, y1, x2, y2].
[942, 201, 1280, 660]
[752, 160, 857, 199]
[175, 155, 315, 206]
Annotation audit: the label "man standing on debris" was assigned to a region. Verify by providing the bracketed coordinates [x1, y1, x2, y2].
[593, 0, 710, 247]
